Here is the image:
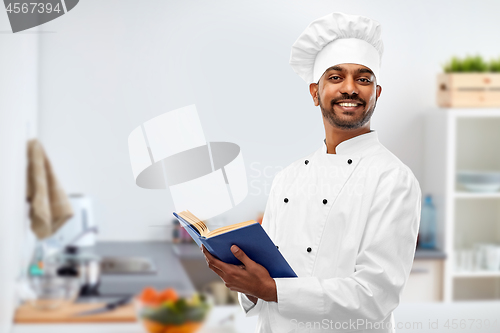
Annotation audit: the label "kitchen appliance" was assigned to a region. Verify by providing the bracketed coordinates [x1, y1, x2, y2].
[46, 194, 97, 248]
[56, 245, 101, 297]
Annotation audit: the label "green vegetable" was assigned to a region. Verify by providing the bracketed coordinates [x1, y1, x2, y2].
[140, 296, 210, 325]
[142, 306, 186, 325]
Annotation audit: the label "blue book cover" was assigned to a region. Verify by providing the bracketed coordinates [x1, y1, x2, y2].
[173, 212, 297, 278]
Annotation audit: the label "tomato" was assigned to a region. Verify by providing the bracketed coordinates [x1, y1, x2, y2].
[158, 288, 179, 302]
[140, 286, 160, 305]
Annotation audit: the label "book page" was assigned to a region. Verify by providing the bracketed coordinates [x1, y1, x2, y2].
[177, 211, 258, 239]
[178, 210, 210, 236]
[206, 220, 258, 238]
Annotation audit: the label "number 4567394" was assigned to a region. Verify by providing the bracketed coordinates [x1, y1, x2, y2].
[444, 319, 498, 330]
[5, 2, 61, 14]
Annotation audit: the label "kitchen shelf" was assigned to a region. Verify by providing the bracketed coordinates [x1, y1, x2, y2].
[425, 108, 500, 302]
[446, 109, 500, 117]
[453, 271, 500, 278]
[454, 192, 500, 199]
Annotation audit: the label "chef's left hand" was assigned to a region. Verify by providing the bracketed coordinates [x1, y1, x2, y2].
[201, 244, 277, 302]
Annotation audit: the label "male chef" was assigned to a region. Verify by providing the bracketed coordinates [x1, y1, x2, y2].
[201, 12, 421, 333]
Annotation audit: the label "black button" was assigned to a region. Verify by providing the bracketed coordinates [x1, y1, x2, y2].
[323, 199, 327, 204]
[276, 246, 279, 249]
[307, 247, 312, 253]
[284, 198, 289, 203]
[347, 159, 352, 164]
[305, 160, 309, 165]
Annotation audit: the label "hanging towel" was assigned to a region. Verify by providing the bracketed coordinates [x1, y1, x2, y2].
[26, 139, 73, 239]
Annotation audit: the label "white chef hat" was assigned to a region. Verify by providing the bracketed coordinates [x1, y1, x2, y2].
[289, 12, 384, 84]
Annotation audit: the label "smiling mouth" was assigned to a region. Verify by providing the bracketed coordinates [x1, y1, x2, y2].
[338, 102, 360, 107]
[334, 102, 364, 111]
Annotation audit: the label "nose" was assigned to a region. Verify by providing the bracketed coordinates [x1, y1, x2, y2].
[339, 76, 358, 95]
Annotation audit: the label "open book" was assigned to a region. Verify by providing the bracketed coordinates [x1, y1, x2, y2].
[173, 211, 297, 278]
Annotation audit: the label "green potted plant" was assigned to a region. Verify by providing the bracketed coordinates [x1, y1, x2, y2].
[437, 55, 500, 108]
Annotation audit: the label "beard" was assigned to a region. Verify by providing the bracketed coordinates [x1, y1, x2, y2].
[318, 93, 376, 130]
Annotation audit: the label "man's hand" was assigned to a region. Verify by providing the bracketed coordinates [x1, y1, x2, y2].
[201, 244, 277, 302]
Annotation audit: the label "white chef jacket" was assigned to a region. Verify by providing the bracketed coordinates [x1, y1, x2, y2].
[238, 130, 421, 333]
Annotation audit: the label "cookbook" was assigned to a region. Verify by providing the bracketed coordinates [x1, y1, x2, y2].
[173, 210, 297, 278]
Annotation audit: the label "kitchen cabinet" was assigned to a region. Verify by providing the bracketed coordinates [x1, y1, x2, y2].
[401, 251, 445, 303]
[424, 109, 500, 302]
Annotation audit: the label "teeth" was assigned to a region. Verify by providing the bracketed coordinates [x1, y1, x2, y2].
[338, 103, 359, 107]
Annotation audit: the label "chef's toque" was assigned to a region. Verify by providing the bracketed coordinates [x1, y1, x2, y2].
[289, 12, 384, 84]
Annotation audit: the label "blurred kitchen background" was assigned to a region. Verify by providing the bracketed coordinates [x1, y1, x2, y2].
[2, 0, 500, 332]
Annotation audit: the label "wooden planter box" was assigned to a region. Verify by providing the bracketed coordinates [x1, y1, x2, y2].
[437, 73, 500, 107]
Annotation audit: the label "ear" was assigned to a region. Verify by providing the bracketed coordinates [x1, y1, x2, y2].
[376, 85, 382, 100]
[309, 83, 319, 106]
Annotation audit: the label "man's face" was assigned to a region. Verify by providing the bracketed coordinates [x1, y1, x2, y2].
[310, 63, 382, 130]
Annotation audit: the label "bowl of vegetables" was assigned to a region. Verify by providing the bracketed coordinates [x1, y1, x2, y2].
[136, 287, 211, 333]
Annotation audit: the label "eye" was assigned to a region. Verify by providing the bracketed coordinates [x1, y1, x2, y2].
[358, 78, 371, 83]
[328, 75, 341, 81]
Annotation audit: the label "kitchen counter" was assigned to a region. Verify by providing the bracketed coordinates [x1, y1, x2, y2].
[12, 305, 257, 333]
[85, 241, 196, 297]
[11, 242, 453, 333]
[414, 248, 446, 260]
[13, 302, 500, 333]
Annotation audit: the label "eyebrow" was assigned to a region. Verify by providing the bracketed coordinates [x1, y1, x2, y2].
[358, 68, 374, 76]
[326, 65, 374, 76]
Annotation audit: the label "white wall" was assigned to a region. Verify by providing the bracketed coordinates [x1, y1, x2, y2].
[36, 0, 500, 241]
[0, 13, 38, 333]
